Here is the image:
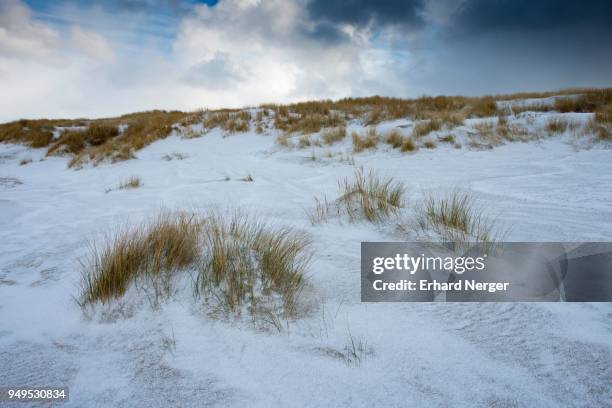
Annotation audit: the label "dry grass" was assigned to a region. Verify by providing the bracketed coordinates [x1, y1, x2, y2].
[106, 176, 142, 193]
[595, 106, 612, 125]
[338, 168, 405, 222]
[554, 89, 612, 113]
[223, 114, 250, 133]
[473, 121, 495, 137]
[47, 130, 86, 155]
[469, 96, 498, 117]
[307, 168, 405, 224]
[292, 114, 325, 134]
[79, 211, 201, 306]
[118, 176, 142, 190]
[342, 329, 373, 367]
[412, 119, 442, 138]
[319, 328, 373, 367]
[47, 124, 119, 156]
[352, 128, 378, 153]
[272, 107, 345, 135]
[496, 116, 509, 140]
[195, 213, 311, 317]
[586, 119, 612, 141]
[276, 133, 292, 148]
[423, 139, 437, 149]
[84, 124, 120, 146]
[299, 134, 312, 148]
[555, 97, 590, 113]
[400, 136, 418, 152]
[202, 110, 251, 134]
[545, 118, 569, 134]
[439, 113, 465, 129]
[385, 129, 403, 148]
[5, 87, 611, 168]
[322, 126, 347, 145]
[416, 191, 497, 243]
[265, 93, 504, 132]
[0, 118, 77, 148]
[495, 88, 590, 101]
[66, 111, 188, 167]
[306, 195, 336, 224]
[79, 210, 312, 321]
[592, 105, 612, 140]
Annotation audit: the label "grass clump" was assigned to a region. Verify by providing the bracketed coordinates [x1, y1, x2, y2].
[79, 210, 312, 322]
[48, 130, 86, 155]
[79, 211, 201, 306]
[106, 176, 142, 193]
[412, 119, 442, 138]
[306, 196, 335, 224]
[592, 106, 612, 140]
[222, 112, 250, 133]
[85, 124, 120, 146]
[423, 139, 437, 149]
[195, 213, 311, 317]
[595, 106, 612, 125]
[119, 176, 142, 190]
[545, 118, 569, 134]
[385, 129, 403, 148]
[586, 119, 612, 141]
[342, 329, 373, 367]
[276, 133, 292, 148]
[416, 191, 496, 243]
[400, 136, 418, 152]
[439, 113, 465, 129]
[337, 168, 405, 222]
[322, 126, 347, 144]
[307, 168, 405, 224]
[299, 135, 312, 148]
[352, 128, 378, 153]
[469, 96, 498, 117]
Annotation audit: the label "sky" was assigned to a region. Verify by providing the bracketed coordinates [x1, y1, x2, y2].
[0, 0, 611, 121]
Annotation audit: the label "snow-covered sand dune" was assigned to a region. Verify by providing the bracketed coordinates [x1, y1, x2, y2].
[1, 113, 611, 407]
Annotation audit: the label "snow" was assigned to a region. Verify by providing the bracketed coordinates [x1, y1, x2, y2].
[1, 111, 611, 407]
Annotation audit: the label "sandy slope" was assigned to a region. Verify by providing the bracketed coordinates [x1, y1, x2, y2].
[1, 120, 611, 407]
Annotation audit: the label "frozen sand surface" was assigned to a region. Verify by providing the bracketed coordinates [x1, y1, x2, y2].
[1, 128, 611, 407]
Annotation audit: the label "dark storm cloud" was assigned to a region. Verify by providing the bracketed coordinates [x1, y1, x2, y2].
[450, 0, 612, 35]
[414, 0, 612, 95]
[300, 21, 351, 44]
[306, 0, 425, 28]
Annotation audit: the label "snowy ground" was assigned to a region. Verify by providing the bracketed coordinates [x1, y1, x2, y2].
[1, 114, 612, 407]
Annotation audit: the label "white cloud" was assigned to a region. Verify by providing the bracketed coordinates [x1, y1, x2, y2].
[172, 0, 379, 105]
[0, 0, 61, 62]
[0, 0, 410, 121]
[70, 26, 115, 62]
